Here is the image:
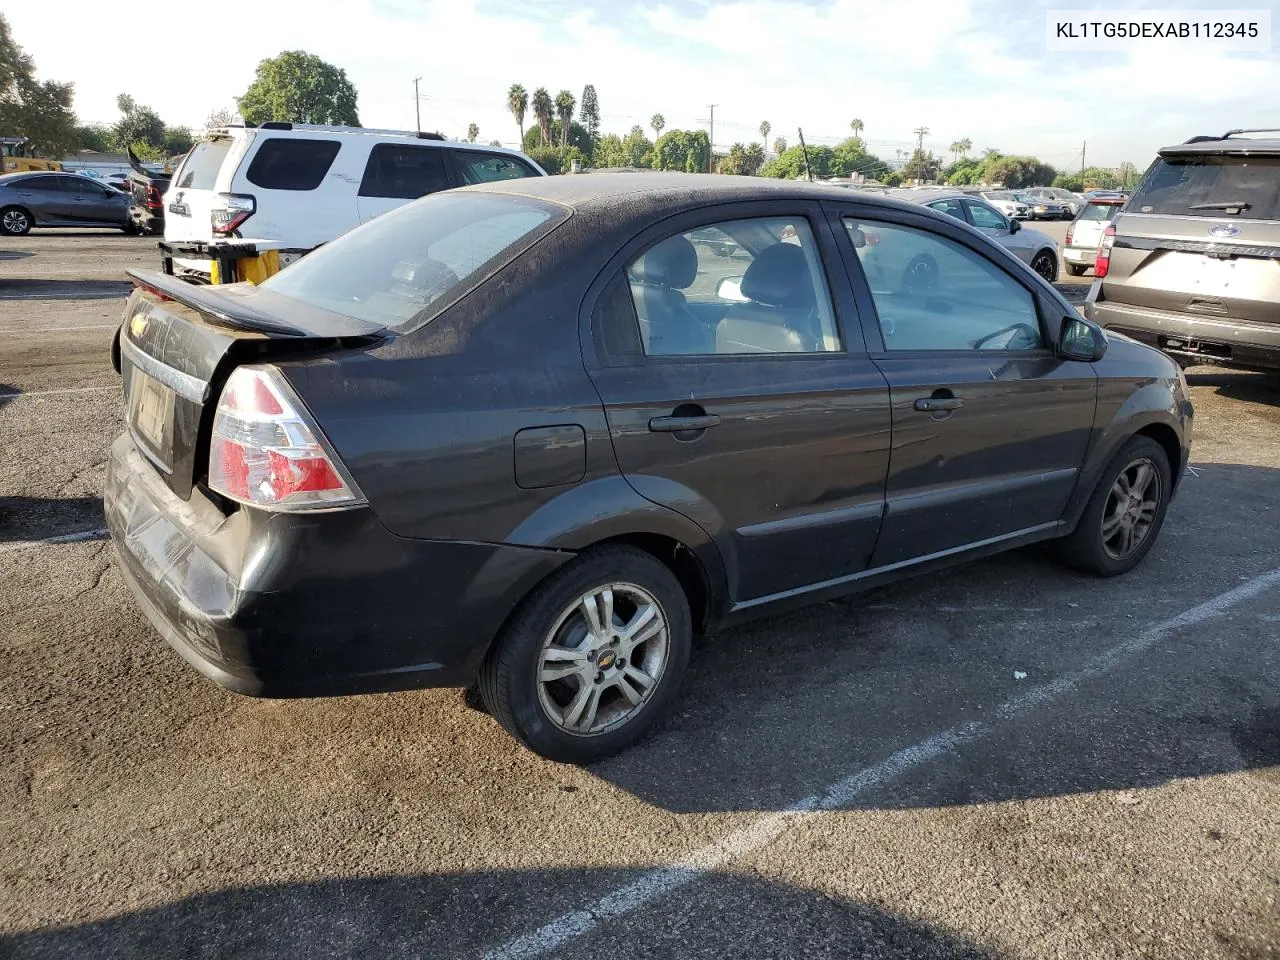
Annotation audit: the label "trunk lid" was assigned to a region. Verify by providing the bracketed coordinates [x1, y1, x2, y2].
[163, 135, 247, 245]
[117, 270, 384, 499]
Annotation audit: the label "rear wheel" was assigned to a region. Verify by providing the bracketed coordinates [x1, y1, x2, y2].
[1057, 436, 1172, 576]
[477, 545, 691, 763]
[1031, 249, 1058, 283]
[1066, 263, 1087, 276]
[1, 206, 32, 236]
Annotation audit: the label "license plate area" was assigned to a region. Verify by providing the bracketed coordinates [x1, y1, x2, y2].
[128, 368, 176, 474]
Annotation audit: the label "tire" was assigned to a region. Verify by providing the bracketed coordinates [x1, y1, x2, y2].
[1066, 263, 1087, 277]
[1056, 436, 1172, 577]
[477, 545, 692, 763]
[1, 206, 32, 236]
[1031, 249, 1058, 283]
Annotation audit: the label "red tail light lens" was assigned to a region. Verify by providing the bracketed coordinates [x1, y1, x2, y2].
[1095, 224, 1116, 278]
[211, 193, 256, 236]
[1064, 223, 1075, 245]
[208, 366, 363, 511]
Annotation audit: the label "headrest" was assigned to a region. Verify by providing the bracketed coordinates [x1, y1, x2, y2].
[740, 243, 815, 308]
[631, 235, 698, 289]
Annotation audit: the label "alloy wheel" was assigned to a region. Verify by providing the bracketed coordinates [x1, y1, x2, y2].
[2, 209, 30, 234]
[536, 582, 669, 736]
[1101, 458, 1161, 560]
[1032, 252, 1056, 282]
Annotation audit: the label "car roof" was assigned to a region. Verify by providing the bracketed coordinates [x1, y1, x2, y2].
[207, 124, 532, 160]
[1160, 131, 1280, 157]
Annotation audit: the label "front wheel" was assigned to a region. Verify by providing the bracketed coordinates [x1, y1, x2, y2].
[1, 206, 32, 236]
[477, 545, 691, 763]
[1031, 250, 1058, 283]
[1056, 436, 1172, 576]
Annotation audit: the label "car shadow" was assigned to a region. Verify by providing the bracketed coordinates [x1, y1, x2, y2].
[579, 462, 1280, 813]
[0, 249, 35, 262]
[0, 278, 132, 300]
[0, 869, 999, 960]
[0, 496, 106, 543]
[0, 383, 16, 410]
[1186, 369, 1280, 408]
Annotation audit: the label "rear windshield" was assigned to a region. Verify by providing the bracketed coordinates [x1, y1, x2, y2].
[1079, 202, 1123, 221]
[261, 192, 568, 332]
[246, 138, 341, 191]
[1130, 156, 1280, 220]
[175, 139, 232, 190]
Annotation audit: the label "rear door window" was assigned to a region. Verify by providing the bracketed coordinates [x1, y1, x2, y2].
[455, 151, 538, 185]
[17, 175, 60, 193]
[175, 139, 232, 190]
[1131, 156, 1280, 220]
[245, 138, 341, 191]
[1078, 202, 1123, 221]
[358, 144, 452, 199]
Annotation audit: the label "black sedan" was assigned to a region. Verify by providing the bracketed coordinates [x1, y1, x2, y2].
[105, 174, 1193, 763]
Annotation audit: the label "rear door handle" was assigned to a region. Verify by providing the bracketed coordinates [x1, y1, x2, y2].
[648, 414, 721, 432]
[914, 397, 963, 412]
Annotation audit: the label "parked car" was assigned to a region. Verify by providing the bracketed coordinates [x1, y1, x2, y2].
[1011, 192, 1067, 220]
[107, 174, 1192, 763]
[1062, 196, 1127, 275]
[1087, 129, 1280, 372]
[123, 147, 172, 236]
[975, 190, 1030, 220]
[0, 171, 132, 235]
[893, 190, 1061, 281]
[1025, 187, 1084, 217]
[162, 122, 546, 282]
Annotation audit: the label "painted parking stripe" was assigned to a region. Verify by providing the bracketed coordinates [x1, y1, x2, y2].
[0, 292, 128, 301]
[484, 565, 1280, 960]
[0, 527, 109, 554]
[0, 386, 115, 399]
[0, 324, 118, 333]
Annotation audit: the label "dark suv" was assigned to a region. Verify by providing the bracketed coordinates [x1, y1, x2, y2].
[1086, 129, 1280, 372]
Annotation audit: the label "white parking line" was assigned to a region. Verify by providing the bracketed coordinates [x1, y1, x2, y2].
[0, 324, 118, 333]
[0, 386, 115, 399]
[0, 292, 127, 301]
[0, 527, 109, 554]
[483, 565, 1280, 960]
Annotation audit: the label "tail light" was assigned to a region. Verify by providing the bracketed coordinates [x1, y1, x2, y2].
[1064, 223, 1075, 245]
[211, 193, 256, 236]
[208, 366, 364, 511]
[1095, 224, 1117, 278]
[145, 185, 163, 212]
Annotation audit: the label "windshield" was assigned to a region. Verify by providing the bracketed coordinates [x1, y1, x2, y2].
[262, 191, 568, 332]
[1130, 156, 1280, 220]
[175, 139, 232, 190]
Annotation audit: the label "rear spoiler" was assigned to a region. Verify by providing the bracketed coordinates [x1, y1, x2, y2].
[127, 269, 308, 337]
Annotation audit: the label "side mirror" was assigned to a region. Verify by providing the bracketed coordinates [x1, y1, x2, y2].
[716, 276, 749, 302]
[1008, 218, 1021, 233]
[1059, 315, 1107, 362]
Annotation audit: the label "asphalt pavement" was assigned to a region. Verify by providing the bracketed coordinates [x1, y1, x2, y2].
[1, 229, 1277, 960]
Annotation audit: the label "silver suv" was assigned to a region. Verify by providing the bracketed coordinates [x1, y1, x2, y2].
[1086, 129, 1280, 372]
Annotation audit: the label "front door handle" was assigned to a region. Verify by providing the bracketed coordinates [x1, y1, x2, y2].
[649, 414, 721, 432]
[914, 397, 963, 412]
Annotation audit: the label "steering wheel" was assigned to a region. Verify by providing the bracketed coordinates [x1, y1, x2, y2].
[972, 322, 1040, 351]
[901, 254, 938, 294]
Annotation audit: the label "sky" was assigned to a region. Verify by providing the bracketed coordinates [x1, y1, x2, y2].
[6, 0, 1280, 170]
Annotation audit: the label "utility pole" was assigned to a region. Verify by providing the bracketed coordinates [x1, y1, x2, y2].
[797, 128, 814, 182]
[707, 104, 718, 173]
[912, 125, 929, 183]
[414, 77, 422, 135]
[1080, 140, 1086, 181]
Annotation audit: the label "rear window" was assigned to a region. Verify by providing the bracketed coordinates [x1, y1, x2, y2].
[245, 138, 341, 191]
[456, 151, 538, 185]
[175, 139, 232, 190]
[1079, 202, 1123, 221]
[1130, 156, 1280, 220]
[358, 143, 450, 199]
[261, 192, 568, 332]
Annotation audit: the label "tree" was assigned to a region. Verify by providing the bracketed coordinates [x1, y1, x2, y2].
[1117, 161, 1140, 190]
[849, 118, 864, 145]
[772, 136, 787, 156]
[597, 126, 654, 168]
[112, 93, 165, 152]
[532, 87, 553, 146]
[949, 140, 962, 164]
[985, 154, 1056, 188]
[507, 84, 528, 144]
[958, 137, 972, 158]
[762, 144, 834, 179]
[650, 113, 665, 141]
[1052, 172, 1084, 192]
[580, 84, 600, 145]
[718, 142, 749, 175]
[73, 124, 111, 153]
[744, 142, 765, 176]
[238, 50, 359, 126]
[466, 122, 479, 143]
[830, 137, 889, 180]
[523, 120, 592, 157]
[206, 106, 237, 129]
[758, 120, 771, 151]
[162, 126, 193, 156]
[554, 90, 575, 149]
[653, 129, 708, 173]
[0, 14, 77, 158]
[489, 139, 502, 147]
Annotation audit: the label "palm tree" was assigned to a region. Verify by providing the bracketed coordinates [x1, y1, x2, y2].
[949, 140, 962, 164]
[651, 113, 665, 141]
[958, 138, 972, 159]
[759, 120, 771, 150]
[850, 118, 864, 145]
[773, 136, 787, 156]
[555, 90, 575, 149]
[467, 123, 479, 143]
[507, 84, 528, 144]
[532, 87, 553, 146]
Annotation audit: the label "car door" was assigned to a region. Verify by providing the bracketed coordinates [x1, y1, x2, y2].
[64, 176, 122, 225]
[582, 202, 892, 604]
[356, 143, 455, 223]
[14, 175, 67, 223]
[964, 198, 1035, 264]
[828, 201, 1096, 567]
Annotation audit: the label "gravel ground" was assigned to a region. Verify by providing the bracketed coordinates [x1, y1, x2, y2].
[0, 229, 1277, 960]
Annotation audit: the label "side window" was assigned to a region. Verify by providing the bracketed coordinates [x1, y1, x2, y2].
[455, 151, 537, 185]
[626, 216, 840, 357]
[20, 176, 58, 192]
[844, 218, 1043, 352]
[964, 201, 1008, 230]
[927, 198, 966, 221]
[245, 138, 341, 191]
[359, 144, 451, 199]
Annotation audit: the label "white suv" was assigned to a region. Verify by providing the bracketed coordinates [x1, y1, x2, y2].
[162, 123, 546, 281]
